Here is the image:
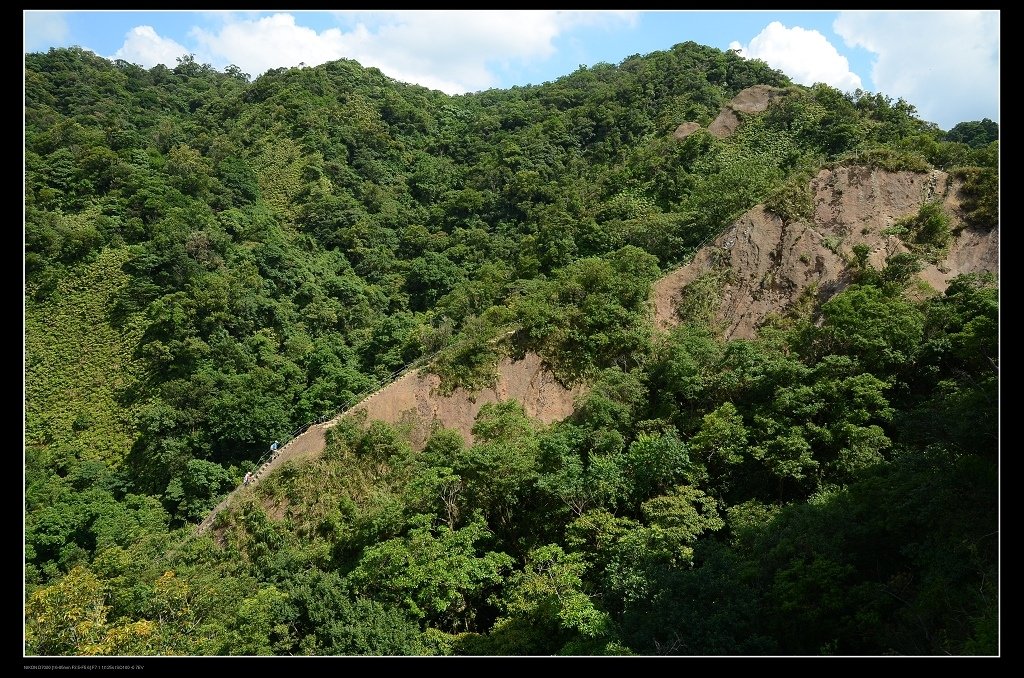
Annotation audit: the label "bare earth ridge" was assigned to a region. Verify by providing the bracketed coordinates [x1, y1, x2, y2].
[196, 353, 581, 533]
[652, 166, 998, 339]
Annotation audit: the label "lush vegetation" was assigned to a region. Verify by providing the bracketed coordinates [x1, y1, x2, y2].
[25, 43, 997, 656]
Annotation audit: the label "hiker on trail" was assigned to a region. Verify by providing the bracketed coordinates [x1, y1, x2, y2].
[243, 471, 252, 487]
[271, 440, 280, 454]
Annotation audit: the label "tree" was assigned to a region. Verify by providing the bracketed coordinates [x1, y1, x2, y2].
[290, 571, 428, 655]
[512, 246, 660, 384]
[345, 514, 513, 632]
[26, 566, 111, 655]
[225, 586, 296, 655]
[487, 544, 621, 655]
[456, 402, 542, 540]
[604, 486, 725, 611]
[25, 566, 160, 656]
[688, 402, 747, 496]
[538, 423, 629, 518]
[623, 431, 693, 506]
[945, 119, 998, 148]
[815, 285, 925, 376]
[405, 251, 465, 312]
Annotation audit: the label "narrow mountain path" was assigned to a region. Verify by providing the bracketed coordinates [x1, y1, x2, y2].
[195, 367, 425, 534]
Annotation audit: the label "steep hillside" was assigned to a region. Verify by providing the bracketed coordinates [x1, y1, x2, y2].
[200, 161, 999, 539]
[199, 119, 998, 535]
[188, 79, 999, 559]
[274, 165, 999, 453]
[198, 351, 580, 533]
[653, 166, 998, 338]
[24, 45, 998, 657]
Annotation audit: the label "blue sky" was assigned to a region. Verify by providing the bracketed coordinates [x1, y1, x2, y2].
[24, 10, 999, 131]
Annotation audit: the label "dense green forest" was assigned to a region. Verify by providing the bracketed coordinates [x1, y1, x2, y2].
[24, 43, 998, 656]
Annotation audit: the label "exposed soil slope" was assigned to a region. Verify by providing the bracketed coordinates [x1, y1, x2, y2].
[653, 166, 998, 339]
[345, 351, 582, 449]
[197, 353, 580, 533]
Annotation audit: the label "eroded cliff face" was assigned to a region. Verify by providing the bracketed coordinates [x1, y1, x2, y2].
[708, 84, 788, 138]
[653, 166, 998, 340]
[342, 352, 583, 449]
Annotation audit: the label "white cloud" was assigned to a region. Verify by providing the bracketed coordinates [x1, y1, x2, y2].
[344, 10, 580, 92]
[111, 26, 190, 68]
[24, 11, 70, 52]
[729, 21, 862, 92]
[189, 14, 350, 80]
[834, 10, 999, 129]
[180, 10, 636, 93]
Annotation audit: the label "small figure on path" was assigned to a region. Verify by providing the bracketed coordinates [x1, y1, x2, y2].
[243, 471, 252, 487]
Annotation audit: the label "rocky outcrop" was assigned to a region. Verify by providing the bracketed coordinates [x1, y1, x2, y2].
[673, 121, 702, 140]
[708, 84, 788, 138]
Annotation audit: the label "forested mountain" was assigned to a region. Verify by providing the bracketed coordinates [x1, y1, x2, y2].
[24, 43, 998, 656]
